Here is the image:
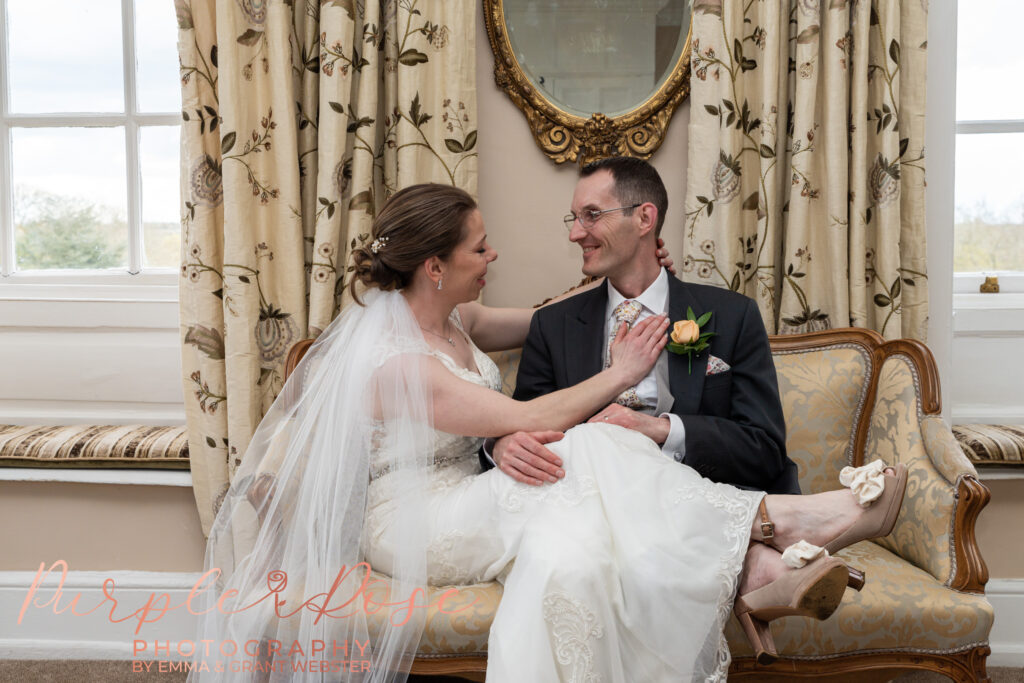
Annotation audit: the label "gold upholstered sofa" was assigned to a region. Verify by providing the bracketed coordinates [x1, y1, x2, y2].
[284, 327, 993, 682]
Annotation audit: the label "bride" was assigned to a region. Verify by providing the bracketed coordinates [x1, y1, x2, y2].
[190, 184, 907, 682]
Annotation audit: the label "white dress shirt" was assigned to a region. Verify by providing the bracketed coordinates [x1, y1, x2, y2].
[604, 269, 686, 461]
[483, 268, 687, 465]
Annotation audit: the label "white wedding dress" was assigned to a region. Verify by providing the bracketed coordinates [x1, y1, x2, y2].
[363, 313, 764, 682]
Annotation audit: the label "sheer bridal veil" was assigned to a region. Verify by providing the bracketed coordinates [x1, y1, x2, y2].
[189, 289, 434, 682]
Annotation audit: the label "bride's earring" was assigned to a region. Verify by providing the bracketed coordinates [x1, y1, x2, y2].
[437, 278, 443, 291]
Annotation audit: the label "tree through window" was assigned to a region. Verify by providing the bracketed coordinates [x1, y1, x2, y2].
[0, 0, 181, 275]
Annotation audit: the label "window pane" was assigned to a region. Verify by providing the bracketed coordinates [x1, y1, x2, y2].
[136, 0, 182, 112]
[12, 128, 128, 270]
[956, 1, 1024, 121]
[8, 0, 124, 113]
[141, 126, 182, 268]
[954, 133, 1024, 272]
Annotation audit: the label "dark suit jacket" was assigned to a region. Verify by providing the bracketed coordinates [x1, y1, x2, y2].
[493, 274, 800, 495]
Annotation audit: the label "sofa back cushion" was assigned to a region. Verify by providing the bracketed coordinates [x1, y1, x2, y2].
[489, 350, 522, 398]
[771, 344, 873, 494]
[491, 345, 874, 497]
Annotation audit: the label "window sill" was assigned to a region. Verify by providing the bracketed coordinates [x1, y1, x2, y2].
[0, 270, 178, 302]
[0, 467, 192, 487]
[953, 294, 1024, 336]
[0, 274, 179, 329]
[954, 272, 1024, 296]
[954, 293, 1024, 309]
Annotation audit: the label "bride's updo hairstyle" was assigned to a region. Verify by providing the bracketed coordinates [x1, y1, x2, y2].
[349, 183, 477, 304]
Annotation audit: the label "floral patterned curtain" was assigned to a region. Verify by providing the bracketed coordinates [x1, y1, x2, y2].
[176, 0, 478, 535]
[682, 0, 927, 340]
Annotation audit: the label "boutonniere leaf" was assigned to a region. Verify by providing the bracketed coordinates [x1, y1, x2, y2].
[667, 307, 716, 373]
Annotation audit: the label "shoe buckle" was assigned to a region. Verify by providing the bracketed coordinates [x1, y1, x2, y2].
[760, 521, 775, 540]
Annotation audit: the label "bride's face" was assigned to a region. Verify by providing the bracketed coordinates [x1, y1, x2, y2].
[444, 209, 497, 301]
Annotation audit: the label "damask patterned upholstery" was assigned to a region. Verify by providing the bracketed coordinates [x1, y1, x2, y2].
[724, 541, 992, 657]
[772, 344, 870, 494]
[867, 356, 959, 581]
[285, 330, 993, 681]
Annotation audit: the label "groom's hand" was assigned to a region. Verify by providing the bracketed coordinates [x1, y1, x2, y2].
[588, 404, 670, 445]
[493, 431, 565, 486]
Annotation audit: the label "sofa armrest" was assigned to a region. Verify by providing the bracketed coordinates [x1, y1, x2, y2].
[863, 351, 990, 592]
[921, 416, 991, 592]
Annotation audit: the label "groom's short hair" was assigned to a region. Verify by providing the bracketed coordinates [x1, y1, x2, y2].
[581, 156, 669, 237]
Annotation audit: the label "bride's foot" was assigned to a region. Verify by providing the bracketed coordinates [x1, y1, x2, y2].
[824, 462, 908, 556]
[735, 544, 850, 664]
[738, 542, 788, 595]
[752, 463, 907, 554]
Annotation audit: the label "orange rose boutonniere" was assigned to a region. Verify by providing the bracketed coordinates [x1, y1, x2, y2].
[667, 307, 715, 373]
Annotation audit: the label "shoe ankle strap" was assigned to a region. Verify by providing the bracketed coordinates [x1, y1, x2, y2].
[759, 498, 775, 541]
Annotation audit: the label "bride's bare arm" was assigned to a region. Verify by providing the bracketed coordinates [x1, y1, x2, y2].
[428, 315, 668, 437]
[458, 239, 676, 352]
[456, 280, 601, 353]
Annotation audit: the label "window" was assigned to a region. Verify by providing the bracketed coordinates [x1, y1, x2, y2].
[0, 0, 181, 279]
[954, 1, 1024, 291]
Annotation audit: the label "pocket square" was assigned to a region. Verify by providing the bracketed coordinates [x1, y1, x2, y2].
[706, 354, 731, 375]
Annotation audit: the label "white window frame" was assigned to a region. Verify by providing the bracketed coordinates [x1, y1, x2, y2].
[0, 0, 181, 303]
[952, 118, 1024, 297]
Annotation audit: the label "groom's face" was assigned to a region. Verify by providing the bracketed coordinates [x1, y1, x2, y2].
[568, 169, 642, 280]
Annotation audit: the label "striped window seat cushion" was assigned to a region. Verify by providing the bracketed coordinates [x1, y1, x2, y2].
[952, 424, 1024, 467]
[0, 425, 189, 469]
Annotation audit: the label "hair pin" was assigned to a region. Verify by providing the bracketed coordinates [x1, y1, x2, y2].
[370, 237, 389, 254]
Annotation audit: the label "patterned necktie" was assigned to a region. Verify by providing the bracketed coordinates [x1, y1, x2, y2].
[606, 300, 647, 410]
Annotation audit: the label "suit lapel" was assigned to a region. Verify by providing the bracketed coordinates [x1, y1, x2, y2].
[667, 277, 713, 414]
[565, 282, 608, 389]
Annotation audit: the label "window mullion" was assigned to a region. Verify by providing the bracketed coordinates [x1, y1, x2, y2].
[126, 122, 142, 275]
[0, 123, 10, 277]
[0, 0, 13, 277]
[122, 0, 142, 274]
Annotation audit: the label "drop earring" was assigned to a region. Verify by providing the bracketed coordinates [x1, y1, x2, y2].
[437, 279, 443, 291]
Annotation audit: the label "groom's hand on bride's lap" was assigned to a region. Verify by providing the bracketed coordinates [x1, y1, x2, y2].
[588, 404, 671, 445]
[493, 431, 565, 486]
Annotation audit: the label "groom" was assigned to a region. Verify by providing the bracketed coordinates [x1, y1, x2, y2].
[487, 157, 800, 495]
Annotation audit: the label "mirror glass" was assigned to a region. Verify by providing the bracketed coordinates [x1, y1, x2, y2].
[503, 0, 692, 118]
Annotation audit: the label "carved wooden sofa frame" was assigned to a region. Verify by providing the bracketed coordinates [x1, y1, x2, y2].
[284, 327, 992, 683]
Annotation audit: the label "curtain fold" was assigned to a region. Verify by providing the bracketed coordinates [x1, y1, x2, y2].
[683, 0, 927, 340]
[176, 0, 478, 535]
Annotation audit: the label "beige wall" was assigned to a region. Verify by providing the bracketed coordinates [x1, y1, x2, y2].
[1, 10, 1021, 583]
[976, 479, 1024, 579]
[474, 7, 688, 309]
[0, 482, 205, 572]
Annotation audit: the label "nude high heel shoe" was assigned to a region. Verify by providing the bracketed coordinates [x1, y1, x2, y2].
[751, 462, 908, 592]
[824, 461, 908, 555]
[733, 555, 850, 665]
[752, 499, 866, 591]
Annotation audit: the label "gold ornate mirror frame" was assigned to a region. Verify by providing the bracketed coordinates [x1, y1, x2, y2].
[483, 0, 692, 166]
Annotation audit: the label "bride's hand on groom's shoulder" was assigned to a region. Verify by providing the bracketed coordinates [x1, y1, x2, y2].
[656, 237, 675, 275]
[493, 431, 566, 486]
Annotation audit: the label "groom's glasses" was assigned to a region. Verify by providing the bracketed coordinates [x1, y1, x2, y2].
[563, 204, 641, 231]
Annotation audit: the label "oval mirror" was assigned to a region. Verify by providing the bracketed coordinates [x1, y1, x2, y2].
[485, 0, 692, 165]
